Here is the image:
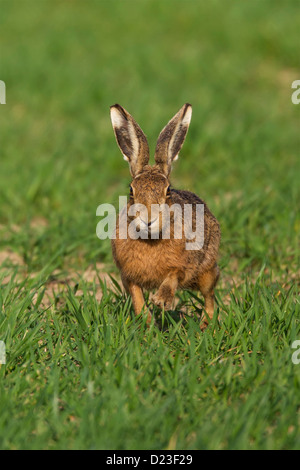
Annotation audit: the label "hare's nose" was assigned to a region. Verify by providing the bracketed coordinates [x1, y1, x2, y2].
[141, 217, 157, 227]
[140, 219, 151, 227]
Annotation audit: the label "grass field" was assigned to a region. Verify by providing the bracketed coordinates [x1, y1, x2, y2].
[0, 0, 299, 450]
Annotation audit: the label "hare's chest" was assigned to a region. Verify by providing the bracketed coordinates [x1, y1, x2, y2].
[113, 237, 185, 288]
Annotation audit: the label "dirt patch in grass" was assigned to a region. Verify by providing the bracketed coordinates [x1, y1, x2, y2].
[0, 237, 298, 315]
[32, 262, 121, 310]
[0, 217, 121, 309]
[0, 246, 120, 309]
[0, 249, 24, 267]
[0, 249, 26, 284]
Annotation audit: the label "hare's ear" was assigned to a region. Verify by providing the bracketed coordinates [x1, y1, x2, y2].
[154, 103, 192, 176]
[110, 104, 150, 177]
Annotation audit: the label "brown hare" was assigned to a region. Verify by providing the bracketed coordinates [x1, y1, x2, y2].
[110, 103, 220, 329]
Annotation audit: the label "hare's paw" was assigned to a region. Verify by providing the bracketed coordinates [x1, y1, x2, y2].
[152, 288, 173, 311]
[199, 319, 209, 331]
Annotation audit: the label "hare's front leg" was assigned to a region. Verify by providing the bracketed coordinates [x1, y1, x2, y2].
[123, 277, 152, 325]
[198, 264, 220, 330]
[152, 272, 179, 310]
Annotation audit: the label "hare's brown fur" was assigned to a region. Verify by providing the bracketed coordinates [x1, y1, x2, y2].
[110, 104, 220, 328]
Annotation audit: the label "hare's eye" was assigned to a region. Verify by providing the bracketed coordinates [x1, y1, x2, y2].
[166, 186, 171, 197]
[129, 186, 134, 197]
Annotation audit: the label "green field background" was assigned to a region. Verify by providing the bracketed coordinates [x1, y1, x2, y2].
[0, 0, 299, 450]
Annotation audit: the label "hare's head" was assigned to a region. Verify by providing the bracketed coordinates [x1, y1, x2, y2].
[110, 103, 192, 237]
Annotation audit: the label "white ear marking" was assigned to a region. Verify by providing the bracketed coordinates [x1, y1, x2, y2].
[128, 121, 139, 160]
[110, 107, 125, 128]
[182, 105, 192, 126]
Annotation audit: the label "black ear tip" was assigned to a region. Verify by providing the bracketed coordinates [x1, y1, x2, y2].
[184, 103, 192, 112]
[110, 104, 128, 120]
[110, 104, 122, 111]
[182, 103, 192, 121]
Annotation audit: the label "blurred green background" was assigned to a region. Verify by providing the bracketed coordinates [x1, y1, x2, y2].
[0, 0, 299, 276]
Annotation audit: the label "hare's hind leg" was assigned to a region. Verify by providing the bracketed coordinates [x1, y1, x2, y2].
[198, 264, 220, 330]
[122, 277, 152, 326]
